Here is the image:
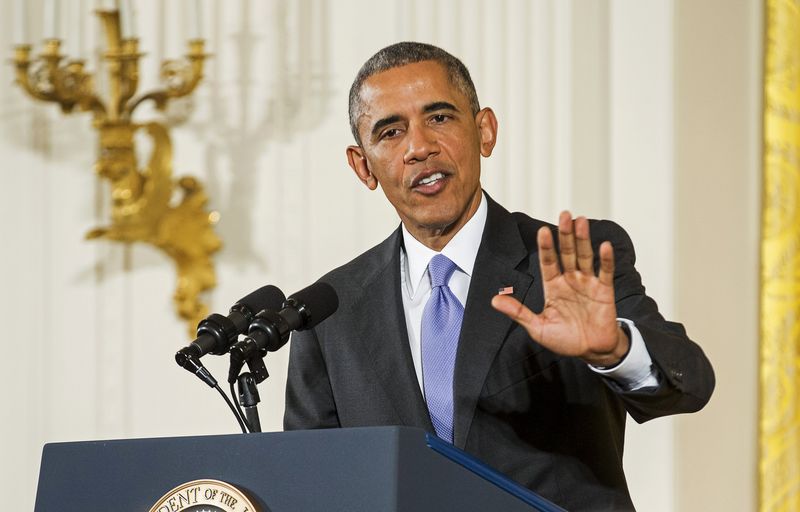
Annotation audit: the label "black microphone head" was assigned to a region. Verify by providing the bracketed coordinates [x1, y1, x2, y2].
[284, 281, 339, 330]
[215, 285, 286, 348]
[232, 285, 286, 318]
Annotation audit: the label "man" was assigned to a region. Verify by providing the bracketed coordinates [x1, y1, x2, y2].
[284, 42, 714, 511]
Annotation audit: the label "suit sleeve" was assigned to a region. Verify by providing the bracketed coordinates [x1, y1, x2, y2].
[283, 327, 341, 430]
[597, 220, 716, 423]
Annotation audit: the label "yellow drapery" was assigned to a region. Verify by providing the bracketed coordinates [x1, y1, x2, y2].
[760, 0, 800, 509]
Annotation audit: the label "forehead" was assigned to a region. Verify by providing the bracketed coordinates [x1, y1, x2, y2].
[358, 61, 468, 116]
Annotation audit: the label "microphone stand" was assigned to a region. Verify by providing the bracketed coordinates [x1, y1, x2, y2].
[233, 354, 269, 433]
[237, 372, 262, 433]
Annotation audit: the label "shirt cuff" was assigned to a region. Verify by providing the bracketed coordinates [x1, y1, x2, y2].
[589, 318, 659, 390]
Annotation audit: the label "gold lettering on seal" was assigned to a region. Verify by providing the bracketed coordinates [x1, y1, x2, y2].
[149, 479, 258, 512]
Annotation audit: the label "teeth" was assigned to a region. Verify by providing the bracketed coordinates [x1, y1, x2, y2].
[418, 172, 445, 185]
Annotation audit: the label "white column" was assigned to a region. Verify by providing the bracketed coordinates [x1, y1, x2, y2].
[609, 1, 675, 511]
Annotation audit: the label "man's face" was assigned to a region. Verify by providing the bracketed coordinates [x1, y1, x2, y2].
[347, 60, 497, 249]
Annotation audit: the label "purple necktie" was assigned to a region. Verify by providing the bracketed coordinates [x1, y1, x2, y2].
[421, 254, 464, 443]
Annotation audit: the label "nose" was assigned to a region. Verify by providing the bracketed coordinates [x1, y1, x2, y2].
[403, 123, 439, 164]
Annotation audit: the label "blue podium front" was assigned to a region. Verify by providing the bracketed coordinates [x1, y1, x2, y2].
[34, 426, 564, 511]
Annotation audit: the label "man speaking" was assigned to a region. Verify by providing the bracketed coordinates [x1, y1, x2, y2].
[284, 42, 714, 511]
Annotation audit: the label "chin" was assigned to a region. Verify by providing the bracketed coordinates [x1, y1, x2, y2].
[418, 214, 463, 233]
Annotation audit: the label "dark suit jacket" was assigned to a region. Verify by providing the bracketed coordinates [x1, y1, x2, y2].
[284, 195, 715, 511]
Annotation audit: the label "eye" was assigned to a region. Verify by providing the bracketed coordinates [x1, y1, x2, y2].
[431, 114, 450, 123]
[380, 128, 401, 140]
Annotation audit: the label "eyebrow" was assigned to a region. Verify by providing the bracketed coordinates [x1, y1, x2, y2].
[369, 101, 461, 140]
[370, 115, 402, 140]
[423, 101, 459, 114]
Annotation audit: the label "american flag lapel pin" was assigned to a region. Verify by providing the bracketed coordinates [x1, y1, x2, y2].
[497, 286, 514, 295]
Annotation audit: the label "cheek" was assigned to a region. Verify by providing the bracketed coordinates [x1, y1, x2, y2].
[369, 157, 406, 184]
[443, 141, 480, 173]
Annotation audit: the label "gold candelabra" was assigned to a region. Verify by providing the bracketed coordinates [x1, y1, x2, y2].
[12, 9, 221, 337]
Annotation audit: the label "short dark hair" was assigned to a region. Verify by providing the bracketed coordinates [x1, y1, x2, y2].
[348, 42, 481, 145]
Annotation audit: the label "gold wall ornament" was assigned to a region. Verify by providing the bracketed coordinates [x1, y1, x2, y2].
[11, 9, 221, 337]
[761, 0, 800, 510]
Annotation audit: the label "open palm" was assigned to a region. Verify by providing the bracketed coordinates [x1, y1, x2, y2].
[492, 212, 629, 367]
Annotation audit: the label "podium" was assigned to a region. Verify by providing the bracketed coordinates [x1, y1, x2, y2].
[34, 426, 564, 511]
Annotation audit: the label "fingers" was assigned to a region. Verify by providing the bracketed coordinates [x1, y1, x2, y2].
[555, 212, 593, 274]
[537, 226, 560, 282]
[598, 240, 615, 286]
[540, 211, 610, 282]
[557, 211, 577, 272]
[574, 216, 594, 274]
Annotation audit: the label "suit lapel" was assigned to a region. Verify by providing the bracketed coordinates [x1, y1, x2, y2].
[452, 197, 535, 448]
[349, 229, 434, 430]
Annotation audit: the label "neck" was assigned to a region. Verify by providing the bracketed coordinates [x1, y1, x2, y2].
[404, 191, 482, 251]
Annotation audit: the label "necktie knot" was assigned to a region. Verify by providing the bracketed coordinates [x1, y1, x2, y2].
[428, 254, 457, 288]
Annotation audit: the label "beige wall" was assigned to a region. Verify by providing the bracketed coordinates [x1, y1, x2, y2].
[0, 0, 761, 509]
[673, 0, 761, 510]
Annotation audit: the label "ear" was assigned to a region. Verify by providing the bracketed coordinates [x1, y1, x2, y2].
[475, 108, 498, 158]
[346, 145, 378, 190]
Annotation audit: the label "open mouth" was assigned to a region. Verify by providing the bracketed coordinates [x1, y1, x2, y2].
[417, 172, 446, 186]
[411, 169, 451, 193]
[412, 171, 449, 195]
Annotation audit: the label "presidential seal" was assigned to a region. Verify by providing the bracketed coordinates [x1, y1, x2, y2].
[149, 479, 259, 512]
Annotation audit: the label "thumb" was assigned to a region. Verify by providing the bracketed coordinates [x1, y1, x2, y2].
[491, 295, 541, 334]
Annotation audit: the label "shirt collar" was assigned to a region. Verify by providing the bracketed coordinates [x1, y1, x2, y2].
[401, 191, 488, 296]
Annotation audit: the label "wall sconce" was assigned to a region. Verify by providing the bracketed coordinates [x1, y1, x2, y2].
[11, 2, 222, 337]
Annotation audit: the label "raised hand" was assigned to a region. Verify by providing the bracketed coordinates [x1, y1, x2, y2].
[491, 211, 630, 367]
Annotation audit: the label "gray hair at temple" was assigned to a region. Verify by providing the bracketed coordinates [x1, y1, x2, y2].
[348, 42, 481, 145]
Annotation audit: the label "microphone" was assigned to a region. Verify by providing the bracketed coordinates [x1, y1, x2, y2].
[175, 285, 286, 369]
[228, 281, 338, 382]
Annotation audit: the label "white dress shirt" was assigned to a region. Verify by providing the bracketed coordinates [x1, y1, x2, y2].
[399, 192, 658, 394]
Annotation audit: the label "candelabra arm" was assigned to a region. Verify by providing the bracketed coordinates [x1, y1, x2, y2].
[13, 43, 59, 103]
[13, 42, 108, 117]
[117, 39, 142, 117]
[126, 90, 169, 114]
[125, 40, 208, 117]
[168, 39, 207, 98]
